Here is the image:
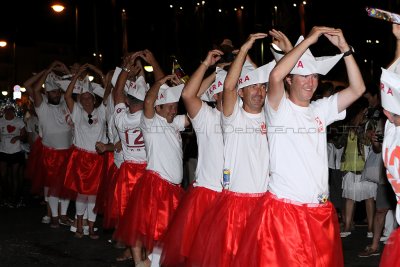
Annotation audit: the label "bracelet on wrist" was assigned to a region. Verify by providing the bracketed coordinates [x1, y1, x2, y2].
[201, 61, 209, 68]
[121, 66, 131, 73]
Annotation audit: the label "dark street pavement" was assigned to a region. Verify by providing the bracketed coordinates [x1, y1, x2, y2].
[0, 197, 383, 267]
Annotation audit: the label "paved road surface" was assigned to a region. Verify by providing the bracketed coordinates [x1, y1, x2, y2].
[0, 198, 383, 267]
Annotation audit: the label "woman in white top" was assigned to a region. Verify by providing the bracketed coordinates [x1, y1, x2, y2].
[63, 64, 107, 239]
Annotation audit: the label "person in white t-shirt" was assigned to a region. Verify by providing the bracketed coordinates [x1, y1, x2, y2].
[63, 64, 107, 239]
[188, 33, 276, 267]
[378, 23, 400, 267]
[116, 69, 189, 266]
[29, 61, 75, 228]
[91, 70, 123, 228]
[160, 49, 226, 267]
[109, 52, 153, 262]
[0, 104, 26, 206]
[234, 27, 365, 267]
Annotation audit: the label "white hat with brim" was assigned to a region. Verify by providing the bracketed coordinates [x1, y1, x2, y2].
[380, 57, 400, 115]
[56, 77, 103, 97]
[202, 67, 227, 102]
[127, 76, 148, 101]
[45, 72, 62, 92]
[270, 36, 343, 75]
[237, 60, 276, 90]
[111, 67, 130, 94]
[155, 84, 184, 106]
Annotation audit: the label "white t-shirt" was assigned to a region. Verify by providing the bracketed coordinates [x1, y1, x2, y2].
[266, 93, 346, 203]
[189, 102, 223, 191]
[140, 113, 186, 184]
[382, 121, 400, 224]
[25, 115, 41, 142]
[35, 97, 73, 149]
[222, 98, 269, 193]
[114, 103, 146, 163]
[71, 103, 107, 152]
[0, 117, 25, 154]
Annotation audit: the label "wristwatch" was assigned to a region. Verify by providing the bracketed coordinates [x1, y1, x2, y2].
[343, 46, 354, 57]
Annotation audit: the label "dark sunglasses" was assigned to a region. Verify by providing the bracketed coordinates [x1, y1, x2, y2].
[88, 114, 93, 125]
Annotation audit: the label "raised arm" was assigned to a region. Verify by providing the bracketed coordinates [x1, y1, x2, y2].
[140, 49, 165, 81]
[65, 64, 88, 112]
[268, 26, 338, 110]
[143, 75, 176, 119]
[87, 64, 106, 88]
[182, 49, 223, 118]
[326, 29, 366, 112]
[114, 52, 143, 106]
[23, 70, 46, 100]
[223, 33, 267, 116]
[31, 70, 47, 107]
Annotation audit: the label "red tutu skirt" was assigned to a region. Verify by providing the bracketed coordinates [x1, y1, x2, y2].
[380, 227, 400, 267]
[94, 151, 115, 214]
[41, 145, 75, 199]
[160, 186, 220, 267]
[233, 192, 343, 267]
[26, 138, 45, 195]
[115, 161, 147, 219]
[64, 147, 104, 195]
[102, 163, 120, 229]
[187, 190, 264, 267]
[113, 171, 184, 251]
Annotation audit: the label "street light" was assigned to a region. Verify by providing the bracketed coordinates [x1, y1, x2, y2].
[51, 2, 79, 60]
[51, 4, 65, 13]
[2, 91, 8, 96]
[0, 41, 7, 47]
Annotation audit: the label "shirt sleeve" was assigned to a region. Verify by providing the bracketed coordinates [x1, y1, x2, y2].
[189, 102, 208, 133]
[265, 91, 288, 125]
[314, 93, 346, 126]
[113, 103, 128, 131]
[71, 103, 82, 124]
[221, 96, 240, 128]
[173, 115, 187, 132]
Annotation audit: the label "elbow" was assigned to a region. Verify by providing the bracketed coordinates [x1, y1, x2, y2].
[269, 69, 281, 84]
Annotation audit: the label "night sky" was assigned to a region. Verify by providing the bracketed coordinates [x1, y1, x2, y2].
[1, 0, 400, 84]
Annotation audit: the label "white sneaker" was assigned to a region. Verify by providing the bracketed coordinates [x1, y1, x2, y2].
[41, 215, 51, 224]
[367, 232, 373, 238]
[340, 231, 351, 238]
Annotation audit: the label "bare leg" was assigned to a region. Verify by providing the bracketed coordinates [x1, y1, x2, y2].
[365, 198, 376, 233]
[344, 198, 355, 232]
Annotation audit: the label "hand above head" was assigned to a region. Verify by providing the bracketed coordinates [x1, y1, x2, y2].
[269, 29, 293, 53]
[140, 49, 157, 66]
[322, 28, 351, 53]
[240, 33, 268, 53]
[203, 49, 224, 68]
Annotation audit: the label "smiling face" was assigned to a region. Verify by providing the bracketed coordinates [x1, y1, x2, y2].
[287, 74, 319, 107]
[238, 83, 267, 114]
[155, 102, 178, 123]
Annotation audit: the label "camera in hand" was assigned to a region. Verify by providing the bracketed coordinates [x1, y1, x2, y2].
[376, 134, 384, 143]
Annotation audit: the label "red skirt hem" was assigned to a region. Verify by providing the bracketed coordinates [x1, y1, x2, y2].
[113, 171, 183, 251]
